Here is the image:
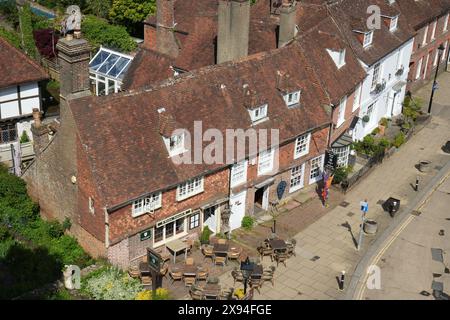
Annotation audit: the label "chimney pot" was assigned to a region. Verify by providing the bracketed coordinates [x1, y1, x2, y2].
[32, 108, 42, 128]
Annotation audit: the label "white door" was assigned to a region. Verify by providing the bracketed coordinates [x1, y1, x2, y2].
[203, 206, 217, 233]
[229, 191, 246, 231]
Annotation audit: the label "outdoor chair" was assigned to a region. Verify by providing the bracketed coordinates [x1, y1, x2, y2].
[286, 239, 297, 257]
[202, 245, 215, 262]
[249, 277, 264, 294]
[189, 285, 204, 300]
[204, 293, 219, 300]
[262, 266, 276, 286]
[220, 287, 234, 300]
[128, 265, 140, 278]
[196, 267, 209, 282]
[140, 275, 152, 286]
[214, 255, 227, 267]
[257, 242, 273, 262]
[231, 269, 244, 286]
[185, 257, 195, 266]
[160, 263, 169, 279]
[274, 252, 288, 267]
[184, 275, 197, 287]
[169, 269, 183, 284]
[227, 247, 242, 262]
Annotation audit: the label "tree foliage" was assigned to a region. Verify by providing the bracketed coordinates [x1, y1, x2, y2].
[81, 15, 137, 52]
[0, 0, 19, 28]
[18, 4, 39, 59]
[86, 0, 112, 19]
[0, 26, 21, 49]
[109, 0, 155, 32]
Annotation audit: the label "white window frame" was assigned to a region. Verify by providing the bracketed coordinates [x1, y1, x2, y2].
[164, 132, 186, 157]
[363, 31, 373, 48]
[309, 155, 324, 184]
[294, 133, 311, 159]
[284, 91, 300, 107]
[230, 160, 248, 188]
[132, 192, 162, 217]
[258, 149, 275, 176]
[371, 63, 381, 90]
[332, 146, 350, 168]
[176, 177, 204, 201]
[289, 163, 305, 193]
[390, 16, 398, 32]
[442, 41, 448, 62]
[249, 104, 268, 123]
[153, 216, 187, 246]
[433, 49, 439, 67]
[89, 197, 95, 215]
[352, 83, 362, 112]
[336, 95, 347, 128]
[338, 49, 346, 68]
[444, 13, 449, 32]
[189, 212, 200, 230]
[422, 25, 429, 46]
[415, 57, 423, 79]
[431, 20, 437, 41]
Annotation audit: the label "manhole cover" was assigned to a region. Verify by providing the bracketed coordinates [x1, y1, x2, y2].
[411, 210, 422, 216]
[420, 290, 431, 296]
[310, 256, 320, 262]
[340, 201, 350, 208]
[347, 212, 355, 217]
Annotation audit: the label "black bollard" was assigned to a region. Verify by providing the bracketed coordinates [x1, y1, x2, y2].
[415, 176, 419, 192]
[338, 271, 345, 291]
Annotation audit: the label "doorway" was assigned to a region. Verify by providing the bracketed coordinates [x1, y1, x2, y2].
[203, 205, 218, 234]
[254, 185, 269, 212]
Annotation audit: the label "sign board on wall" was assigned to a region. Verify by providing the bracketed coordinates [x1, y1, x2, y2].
[140, 229, 152, 241]
[324, 150, 338, 171]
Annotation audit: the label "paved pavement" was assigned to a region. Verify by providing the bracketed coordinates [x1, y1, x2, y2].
[359, 171, 450, 300]
[212, 71, 450, 300]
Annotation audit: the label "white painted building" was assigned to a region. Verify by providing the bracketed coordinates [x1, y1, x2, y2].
[353, 39, 414, 141]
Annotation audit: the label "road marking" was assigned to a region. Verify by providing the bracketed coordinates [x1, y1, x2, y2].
[355, 170, 450, 300]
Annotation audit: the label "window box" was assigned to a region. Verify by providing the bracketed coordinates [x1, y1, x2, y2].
[395, 66, 404, 77]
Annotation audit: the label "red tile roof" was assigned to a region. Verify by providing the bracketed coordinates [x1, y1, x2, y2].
[396, 0, 450, 29]
[70, 44, 331, 208]
[0, 37, 48, 88]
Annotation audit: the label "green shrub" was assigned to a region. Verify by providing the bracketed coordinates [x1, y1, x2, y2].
[81, 266, 142, 300]
[20, 131, 30, 144]
[19, 4, 39, 59]
[200, 226, 212, 244]
[392, 132, 405, 148]
[0, 27, 21, 49]
[62, 217, 72, 231]
[81, 15, 137, 52]
[0, 224, 10, 241]
[403, 96, 423, 122]
[333, 166, 353, 184]
[241, 216, 255, 231]
[371, 127, 380, 135]
[379, 117, 389, 127]
[378, 138, 391, 149]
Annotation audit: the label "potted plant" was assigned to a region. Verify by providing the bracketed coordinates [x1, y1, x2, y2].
[378, 118, 389, 136]
[200, 226, 212, 245]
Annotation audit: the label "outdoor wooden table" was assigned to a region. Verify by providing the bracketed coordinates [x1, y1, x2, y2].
[166, 238, 189, 264]
[267, 239, 287, 253]
[182, 265, 198, 277]
[251, 264, 263, 279]
[139, 261, 151, 277]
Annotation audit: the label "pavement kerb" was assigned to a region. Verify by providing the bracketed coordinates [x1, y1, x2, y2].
[343, 158, 450, 300]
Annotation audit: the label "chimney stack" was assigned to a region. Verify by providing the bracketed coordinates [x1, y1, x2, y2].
[278, 0, 297, 48]
[217, 0, 250, 64]
[32, 108, 42, 128]
[156, 0, 179, 58]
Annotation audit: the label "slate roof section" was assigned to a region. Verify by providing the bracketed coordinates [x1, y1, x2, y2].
[70, 44, 331, 208]
[326, 0, 416, 66]
[0, 37, 48, 88]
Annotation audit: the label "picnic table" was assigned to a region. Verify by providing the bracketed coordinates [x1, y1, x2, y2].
[166, 238, 189, 264]
[213, 243, 229, 255]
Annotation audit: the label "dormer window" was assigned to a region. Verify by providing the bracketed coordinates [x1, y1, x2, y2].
[164, 132, 186, 157]
[389, 16, 398, 32]
[327, 48, 346, 69]
[363, 31, 374, 48]
[249, 104, 268, 123]
[284, 91, 300, 107]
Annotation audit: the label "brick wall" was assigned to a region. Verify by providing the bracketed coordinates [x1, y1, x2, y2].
[108, 168, 230, 244]
[331, 89, 359, 143]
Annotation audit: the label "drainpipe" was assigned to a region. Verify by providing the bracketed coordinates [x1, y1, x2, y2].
[104, 207, 110, 249]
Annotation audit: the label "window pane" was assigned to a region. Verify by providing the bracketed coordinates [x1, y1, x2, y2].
[154, 226, 164, 243]
[166, 222, 174, 238]
[176, 218, 184, 234]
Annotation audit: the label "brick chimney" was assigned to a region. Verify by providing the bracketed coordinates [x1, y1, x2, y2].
[156, 0, 179, 58]
[278, 0, 297, 48]
[30, 108, 49, 156]
[217, 0, 250, 64]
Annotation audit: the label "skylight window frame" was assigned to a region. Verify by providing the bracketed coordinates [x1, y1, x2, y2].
[363, 30, 374, 48]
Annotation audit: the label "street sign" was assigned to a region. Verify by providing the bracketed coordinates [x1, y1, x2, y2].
[324, 150, 338, 171]
[360, 201, 368, 213]
[146, 248, 163, 273]
[140, 229, 152, 241]
[277, 181, 287, 200]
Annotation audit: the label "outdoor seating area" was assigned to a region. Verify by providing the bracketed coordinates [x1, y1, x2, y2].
[256, 236, 296, 266]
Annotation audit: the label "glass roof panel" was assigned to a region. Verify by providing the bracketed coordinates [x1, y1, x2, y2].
[90, 50, 111, 71]
[108, 57, 130, 78]
[98, 53, 120, 74]
[117, 62, 131, 80]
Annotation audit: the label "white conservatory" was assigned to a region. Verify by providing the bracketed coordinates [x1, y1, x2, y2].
[89, 47, 133, 96]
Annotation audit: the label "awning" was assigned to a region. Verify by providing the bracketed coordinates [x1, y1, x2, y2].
[392, 80, 407, 92]
[349, 116, 359, 130]
[332, 133, 353, 148]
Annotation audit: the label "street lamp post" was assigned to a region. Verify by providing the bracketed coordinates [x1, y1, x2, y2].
[427, 44, 445, 114]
